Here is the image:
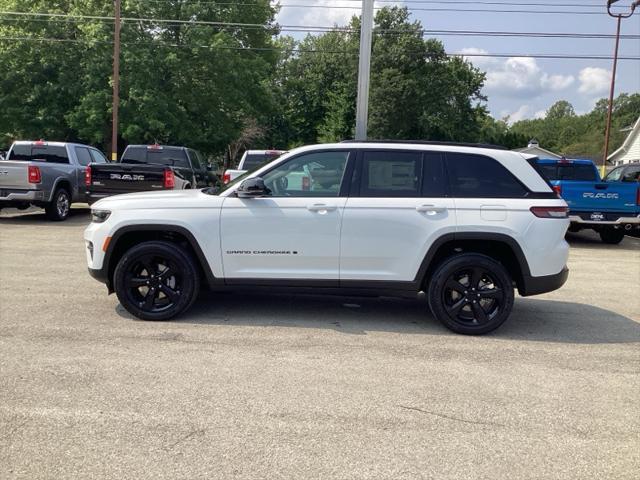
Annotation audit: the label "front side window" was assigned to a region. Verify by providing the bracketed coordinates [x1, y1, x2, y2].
[621, 166, 640, 182]
[360, 151, 422, 197]
[75, 147, 93, 166]
[262, 151, 349, 197]
[446, 153, 527, 198]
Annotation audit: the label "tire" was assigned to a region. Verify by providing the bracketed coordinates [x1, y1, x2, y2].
[113, 241, 200, 321]
[599, 228, 625, 245]
[45, 188, 71, 221]
[427, 254, 515, 335]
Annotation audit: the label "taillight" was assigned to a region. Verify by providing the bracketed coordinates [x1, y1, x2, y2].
[552, 185, 562, 197]
[85, 166, 92, 186]
[163, 168, 175, 189]
[28, 165, 41, 183]
[222, 172, 231, 184]
[530, 206, 569, 218]
[636, 187, 640, 206]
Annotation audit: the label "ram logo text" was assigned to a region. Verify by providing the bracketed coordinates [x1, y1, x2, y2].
[583, 192, 619, 199]
[110, 173, 145, 181]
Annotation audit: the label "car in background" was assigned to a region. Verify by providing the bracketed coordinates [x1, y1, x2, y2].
[1, 140, 108, 220]
[86, 144, 215, 205]
[532, 157, 640, 244]
[222, 149, 286, 184]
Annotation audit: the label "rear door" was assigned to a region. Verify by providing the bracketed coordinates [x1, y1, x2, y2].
[339, 150, 455, 283]
[74, 146, 94, 196]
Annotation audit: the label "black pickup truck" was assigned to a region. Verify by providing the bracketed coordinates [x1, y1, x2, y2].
[86, 145, 216, 204]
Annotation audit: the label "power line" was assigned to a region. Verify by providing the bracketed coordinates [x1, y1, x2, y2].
[0, 35, 638, 61]
[134, 0, 616, 7]
[3, 13, 639, 40]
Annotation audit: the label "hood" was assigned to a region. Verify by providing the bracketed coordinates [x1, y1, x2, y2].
[92, 188, 224, 210]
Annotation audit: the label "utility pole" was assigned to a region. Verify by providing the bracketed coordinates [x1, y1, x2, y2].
[355, 0, 374, 141]
[602, 0, 639, 175]
[111, 0, 121, 162]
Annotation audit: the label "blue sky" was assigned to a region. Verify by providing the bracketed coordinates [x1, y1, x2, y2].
[275, 0, 640, 123]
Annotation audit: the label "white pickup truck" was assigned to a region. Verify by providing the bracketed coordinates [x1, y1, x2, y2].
[222, 150, 285, 184]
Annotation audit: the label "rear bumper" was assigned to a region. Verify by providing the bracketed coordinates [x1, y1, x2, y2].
[0, 189, 46, 202]
[569, 213, 640, 226]
[519, 267, 569, 297]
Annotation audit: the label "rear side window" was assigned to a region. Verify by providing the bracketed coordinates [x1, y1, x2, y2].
[188, 149, 201, 169]
[446, 153, 527, 198]
[621, 166, 640, 182]
[360, 151, 422, 197]
[75, 147, 93, 166]
[8, 144, 69, 164]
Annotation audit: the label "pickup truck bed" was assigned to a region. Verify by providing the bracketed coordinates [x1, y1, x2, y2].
[533, 158, 640, 244]
[87, 145, 212, 204]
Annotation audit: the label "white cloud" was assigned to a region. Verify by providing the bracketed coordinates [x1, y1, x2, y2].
[471, 55, 575, 98]
[276, 0, 405, 30]
[502, 105, 532, 123]
[578, 67, 611, 95]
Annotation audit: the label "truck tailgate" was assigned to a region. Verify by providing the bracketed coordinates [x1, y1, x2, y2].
[561, 181, 638, 212]
[0, 160, 33, 190]
[89, 163, 167, 195]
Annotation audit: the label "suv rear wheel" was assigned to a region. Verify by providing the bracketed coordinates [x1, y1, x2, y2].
[113, 241, 200, 320]
[428, 254, 514, 335]
[599, 228, 624, 245]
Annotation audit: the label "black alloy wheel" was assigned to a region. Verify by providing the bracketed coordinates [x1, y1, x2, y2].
[114, 241, 200, 320]
[428, 254, 514, 335]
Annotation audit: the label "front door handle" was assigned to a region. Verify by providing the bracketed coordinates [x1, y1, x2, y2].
[307, 204, 337, 213]
[416, 204, 447, 214]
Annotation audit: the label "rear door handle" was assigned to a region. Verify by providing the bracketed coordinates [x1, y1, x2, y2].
[307, 203, 337, 213]
[416, 204, 447, 214]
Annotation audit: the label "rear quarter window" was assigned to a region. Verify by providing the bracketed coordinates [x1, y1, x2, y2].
[446, 153, 527, 198]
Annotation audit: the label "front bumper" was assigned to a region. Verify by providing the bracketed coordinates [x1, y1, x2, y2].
[518, 267, 569, 297]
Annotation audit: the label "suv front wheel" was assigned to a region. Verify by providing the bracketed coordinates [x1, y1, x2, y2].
[428, 254, 514, 335]
[113, 241, 200, 320]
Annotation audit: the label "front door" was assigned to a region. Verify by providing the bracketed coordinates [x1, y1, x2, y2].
[220, 150, 353, 282]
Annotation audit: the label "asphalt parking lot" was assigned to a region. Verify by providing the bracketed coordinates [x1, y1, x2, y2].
[1, 206, 639, 480]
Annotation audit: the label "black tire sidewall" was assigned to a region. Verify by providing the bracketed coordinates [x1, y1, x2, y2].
[428, 253, 515, 335]
[46, 188, 70, 221]
[599, 229, 624, 244]
[113, 241, 200, 321]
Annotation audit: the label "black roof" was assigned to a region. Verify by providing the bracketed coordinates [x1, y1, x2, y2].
[340, 139, 508, 150]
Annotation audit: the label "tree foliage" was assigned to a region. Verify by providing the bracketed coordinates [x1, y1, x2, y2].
[510, 94, 640, 159]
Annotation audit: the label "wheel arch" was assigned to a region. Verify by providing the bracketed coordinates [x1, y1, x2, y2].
[49, 178, 72, 202]
[416, 233, 531, 293]
[103, 225, 219, 293]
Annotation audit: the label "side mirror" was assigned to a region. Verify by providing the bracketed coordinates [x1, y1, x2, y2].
[206, 163, 213, 171]
[237, 177, 269, 198]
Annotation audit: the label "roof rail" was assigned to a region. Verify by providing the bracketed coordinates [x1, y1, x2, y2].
[340, 139, 508, 150]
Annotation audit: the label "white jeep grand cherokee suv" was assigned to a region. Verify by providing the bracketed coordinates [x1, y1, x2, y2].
[85, 142, 569, 335]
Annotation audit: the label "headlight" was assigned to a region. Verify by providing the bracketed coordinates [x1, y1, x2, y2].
[91, 209, 111, 223]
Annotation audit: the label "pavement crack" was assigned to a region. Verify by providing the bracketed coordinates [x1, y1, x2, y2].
[398, 405, 504, 427]
[164, 428, 206, 451]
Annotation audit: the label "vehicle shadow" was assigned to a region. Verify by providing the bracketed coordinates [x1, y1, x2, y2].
[117, 292, 640, 345]
[0, 207, 90, 226]
[566, 230, 640, 251]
